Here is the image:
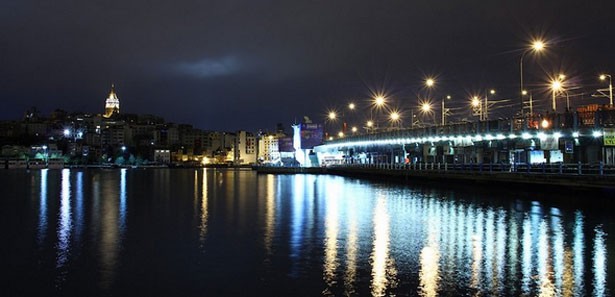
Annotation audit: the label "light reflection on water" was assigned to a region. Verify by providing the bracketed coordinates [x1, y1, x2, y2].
[13, 170, 611, 295]
[56, 169, 71, 284]
[37, 169, 48, 245]
[594, 226, 607, 297]
[199, 168, 208, 245]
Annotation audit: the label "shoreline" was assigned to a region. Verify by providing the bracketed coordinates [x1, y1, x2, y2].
[253, 165, 615, 193]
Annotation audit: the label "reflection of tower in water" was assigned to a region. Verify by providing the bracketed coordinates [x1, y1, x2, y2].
[99, 169, 126, 290]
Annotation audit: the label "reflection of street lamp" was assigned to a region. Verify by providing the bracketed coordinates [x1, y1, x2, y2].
[600, 74, 613, 106]
[520, 39, 546, 116]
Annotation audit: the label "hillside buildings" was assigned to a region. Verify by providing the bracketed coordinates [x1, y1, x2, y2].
[0, 85, 260, 166]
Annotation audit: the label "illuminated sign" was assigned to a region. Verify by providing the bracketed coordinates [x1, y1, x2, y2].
[300, 123, 324, 149]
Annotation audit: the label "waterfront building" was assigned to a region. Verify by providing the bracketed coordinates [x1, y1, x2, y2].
[257, 133, 283, 164]
[154, 149, 171, 164]
[234, 130, 256, 165]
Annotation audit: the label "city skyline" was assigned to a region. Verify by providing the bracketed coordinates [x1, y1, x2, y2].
[2, 1, 615, 131]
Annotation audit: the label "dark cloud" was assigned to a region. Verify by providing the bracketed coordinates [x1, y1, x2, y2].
[2, 0, 615, 130]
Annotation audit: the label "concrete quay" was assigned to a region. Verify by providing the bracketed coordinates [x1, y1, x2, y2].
[254, 165, 615, 194]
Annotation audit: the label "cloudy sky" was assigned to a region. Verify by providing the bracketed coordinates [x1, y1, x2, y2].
[2, 0, 614, 131]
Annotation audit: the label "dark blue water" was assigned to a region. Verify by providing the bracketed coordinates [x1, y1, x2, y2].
[1, 168, 612, 296]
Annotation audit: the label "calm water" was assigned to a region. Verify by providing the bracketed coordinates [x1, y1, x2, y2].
[1, 168, 613, 296]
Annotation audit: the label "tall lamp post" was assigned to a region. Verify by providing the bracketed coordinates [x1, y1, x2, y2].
[420, 102, 433, 125]
[471, 96, 483, 121]
[519, 40, 546, 116]
[441, 95, 451, 125]
[600, 74, 613, 106]
[372, 95, 386, 130]
[551, 79, 563, 112]
[485, 89, 495, 120]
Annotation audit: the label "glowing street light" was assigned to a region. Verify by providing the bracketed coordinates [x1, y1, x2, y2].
[365, 120, 374, 134]
[421, 102, 432, 113]
[520, 39, 546, 116]
[351, 126, 358, 133]
[600, 74, 613, 106]
[389, 111, 400, 121]
[338, 131, 344, 138]
[348, 102, 356, 110]
[425, 78, 435, 88]
[541, 119, 550, 129]
[328, 111, 337, 120]
[374, 95, 386, 107]
[551, 76, 564, 112]
[441, 95, 451, 125]
[471, 96, 483, 120]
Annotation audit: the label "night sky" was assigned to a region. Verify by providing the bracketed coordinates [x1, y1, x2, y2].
[2, 0, 615, 131]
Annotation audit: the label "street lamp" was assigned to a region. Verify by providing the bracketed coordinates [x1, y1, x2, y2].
[471, 96, 482, 120]
[600, 74, 613, 106]
[42, 145, 48, 165]
[328, 111, 337, 120]
[425, 78, 435, 88]
[372, 95, 387, 129]
[441, 95, 451, 125]
[520, 39, 546, 116]
[366, 120, 374, 133]
[551, 78, 563, 112]
[484, 89, 496, 120]
[389, 111, 401, 128]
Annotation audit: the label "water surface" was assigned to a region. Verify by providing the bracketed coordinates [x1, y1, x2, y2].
[1, 168, 612, 296]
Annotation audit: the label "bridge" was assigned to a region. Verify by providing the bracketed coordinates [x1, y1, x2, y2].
[313, 107, 615, 171]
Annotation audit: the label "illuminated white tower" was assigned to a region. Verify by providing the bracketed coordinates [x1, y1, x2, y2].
[104, 84, 120, 118]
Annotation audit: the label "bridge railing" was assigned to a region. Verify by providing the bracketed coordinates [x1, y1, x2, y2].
[331, 162, 615, 176]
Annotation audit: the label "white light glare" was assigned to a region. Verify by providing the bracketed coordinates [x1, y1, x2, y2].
[593, 130, 603, 138]
[572, 131, 579, 138]
[537, 132, 547, 140]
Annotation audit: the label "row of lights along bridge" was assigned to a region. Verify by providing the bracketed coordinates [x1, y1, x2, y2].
[325, 39, 614, 139]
